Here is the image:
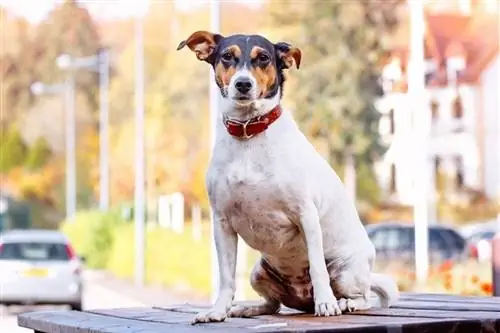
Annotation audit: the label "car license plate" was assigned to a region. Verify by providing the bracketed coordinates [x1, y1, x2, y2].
[22, 267, 49, 277]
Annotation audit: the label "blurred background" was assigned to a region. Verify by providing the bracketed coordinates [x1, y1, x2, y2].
[0, 0, 499, 330]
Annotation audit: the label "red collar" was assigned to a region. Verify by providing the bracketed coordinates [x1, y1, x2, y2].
[223, 105, 282, 139]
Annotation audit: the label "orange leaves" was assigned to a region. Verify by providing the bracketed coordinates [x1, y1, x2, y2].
[386, 260, 492, 296]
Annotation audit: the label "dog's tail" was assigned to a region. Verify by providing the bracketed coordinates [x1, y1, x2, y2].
[370, 273, 399, 308]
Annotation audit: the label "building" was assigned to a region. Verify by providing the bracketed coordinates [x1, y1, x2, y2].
[376, 0, 499, 206]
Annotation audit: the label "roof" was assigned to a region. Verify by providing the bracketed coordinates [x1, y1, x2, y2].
[388, 1, 499, 91]
[0, 229, 68, 244]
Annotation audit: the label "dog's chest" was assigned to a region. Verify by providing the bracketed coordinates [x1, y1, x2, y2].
[210, 148, 303, 255]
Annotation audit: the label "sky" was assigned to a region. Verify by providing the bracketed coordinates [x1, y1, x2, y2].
[0, 0, 264, 23]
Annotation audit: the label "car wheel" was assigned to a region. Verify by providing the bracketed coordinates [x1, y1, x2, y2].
[69, 302, 83, 311]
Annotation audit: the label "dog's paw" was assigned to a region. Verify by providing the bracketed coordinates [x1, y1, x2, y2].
[191, 309, 227, 324]
[314, 300, 342, 317]
[338, 298, 356, 313]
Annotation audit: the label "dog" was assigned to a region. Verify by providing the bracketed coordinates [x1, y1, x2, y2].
[177, 31, 399, 324]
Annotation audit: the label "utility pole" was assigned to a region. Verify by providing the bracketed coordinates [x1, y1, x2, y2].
[99, 49, 110, 211]
[209, 0, 221, 304]
[64, 73, 77, 221]
[408, 0, 430, 288]
[134, 9, 146, 287]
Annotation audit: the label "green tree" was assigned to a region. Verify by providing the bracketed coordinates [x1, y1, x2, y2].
[24, 137, 52, 171]
[267, 0, 401, 204]
[0, 127, 28, 173]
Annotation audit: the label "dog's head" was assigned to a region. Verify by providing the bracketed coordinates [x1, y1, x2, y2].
[177, 31, 301, 111]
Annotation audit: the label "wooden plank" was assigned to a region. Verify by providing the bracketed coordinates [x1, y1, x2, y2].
[393, 300, 500, 312]
[399, 292, 500, 304]
[19, 307, 487, 333]
[18, 309, 225, 333]
[92, 306, 496, 333]
[353, 307, 500, 320]
[18, 293, 500, 333]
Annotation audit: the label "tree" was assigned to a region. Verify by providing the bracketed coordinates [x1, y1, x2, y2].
[24, 137, 52, 171]
[267, 0, 401, 204]
[0, 127, 28, 173]
[30, 0, 102, 112]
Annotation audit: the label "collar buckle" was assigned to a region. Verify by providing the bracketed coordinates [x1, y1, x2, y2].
[241, 119, 254, 140]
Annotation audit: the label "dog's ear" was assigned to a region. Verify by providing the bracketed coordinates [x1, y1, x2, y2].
[177, 31, 223, 63]
[275, 42, 302, 70]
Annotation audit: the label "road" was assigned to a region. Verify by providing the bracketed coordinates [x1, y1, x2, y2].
[0, 271, 148, 333]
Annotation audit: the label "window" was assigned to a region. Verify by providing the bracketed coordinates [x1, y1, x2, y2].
[452, 97, 463, 119]
[434, 157, 441, 188]
[441, 229, 466, 252]
[385, 228, 402, 251]
[431, 100, 439, 120]
[389, 164, 396, 193]
[455, 156, 464, 188]
[369, 230, 386, 251]
[483, 0, 498, 12]
[388, 108, 395, 134]
[0, 242, 71, 261]
[458, 0, 471, 14]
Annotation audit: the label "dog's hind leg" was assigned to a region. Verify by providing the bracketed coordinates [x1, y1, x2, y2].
[330, 261, 372, 313]
[228, 259, 281, 318]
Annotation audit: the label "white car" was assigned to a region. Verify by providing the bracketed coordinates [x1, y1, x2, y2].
[0, 229, 84, 311]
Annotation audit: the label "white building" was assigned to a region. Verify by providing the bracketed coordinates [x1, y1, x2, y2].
[375, 2, 499, 206]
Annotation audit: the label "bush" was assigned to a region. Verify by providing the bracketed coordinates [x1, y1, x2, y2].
[60, 210, 126, 269]
[0, 126, 28, 173]
[24, 137, 52, 171]
[107, 223, 213, 294]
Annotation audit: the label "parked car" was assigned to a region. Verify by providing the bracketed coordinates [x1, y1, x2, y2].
[0, 229, 84, 311]
[365, 222, 468, 266]
[467, 228, 497, 262]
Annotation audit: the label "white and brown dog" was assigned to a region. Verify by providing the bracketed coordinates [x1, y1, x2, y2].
[177, 31, 399, 325]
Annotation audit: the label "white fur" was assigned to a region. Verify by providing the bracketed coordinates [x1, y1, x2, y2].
[192, 77, 399, 324]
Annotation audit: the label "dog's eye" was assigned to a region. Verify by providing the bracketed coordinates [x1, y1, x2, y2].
[258, 54, 270, 63]
[221, 52, 233, 62]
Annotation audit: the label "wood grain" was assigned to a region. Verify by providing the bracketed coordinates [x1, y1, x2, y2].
[17, 293, 500, 333]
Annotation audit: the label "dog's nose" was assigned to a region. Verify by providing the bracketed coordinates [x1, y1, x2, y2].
[234, 78, 253, 94]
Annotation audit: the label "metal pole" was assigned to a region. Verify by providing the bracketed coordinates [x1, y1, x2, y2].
[134, 14, 146, 287]
[99, 49, 110, 211]
[209, 0, 221, 304]
[493, 90, 500, 296]
[65, 73, 77, 221]
[409, 0, 429, 287]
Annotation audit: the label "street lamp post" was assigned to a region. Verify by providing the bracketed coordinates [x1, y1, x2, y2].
[65, 73, 77, 221]
[98, 50, 110, 211]
[56, 50, 111, 212]
[133, 5, 147, 287]
[30, 81, 75, 220]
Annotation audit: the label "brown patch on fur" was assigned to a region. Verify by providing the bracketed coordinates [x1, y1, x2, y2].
[277, 47, 302, 69]
[249, 46, 277, 98]
[177, 31, 217, 60]
[215, 62, 237, 87]
[213, 45, 242, 87]
[224, 45, 241, 58]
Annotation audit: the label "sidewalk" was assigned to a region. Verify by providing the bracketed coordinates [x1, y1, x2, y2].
[85, 270, 211, 307]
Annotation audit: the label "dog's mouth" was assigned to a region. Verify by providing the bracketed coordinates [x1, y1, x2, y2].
[232, 95, 254, 106]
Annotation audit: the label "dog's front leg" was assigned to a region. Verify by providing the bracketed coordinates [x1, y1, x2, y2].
[300, 202, 342, 316]
[192, 214, 237, 324]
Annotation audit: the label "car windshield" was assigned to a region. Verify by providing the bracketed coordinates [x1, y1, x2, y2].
[0, 242, 70, 261]
[469, 231, 496, 243]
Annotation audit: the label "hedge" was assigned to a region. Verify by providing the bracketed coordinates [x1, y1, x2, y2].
[60, 210, 125, 269]
[60, 210, 260, 297]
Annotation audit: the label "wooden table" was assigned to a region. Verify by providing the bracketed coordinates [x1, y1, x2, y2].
[18, 293, 500, 333]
